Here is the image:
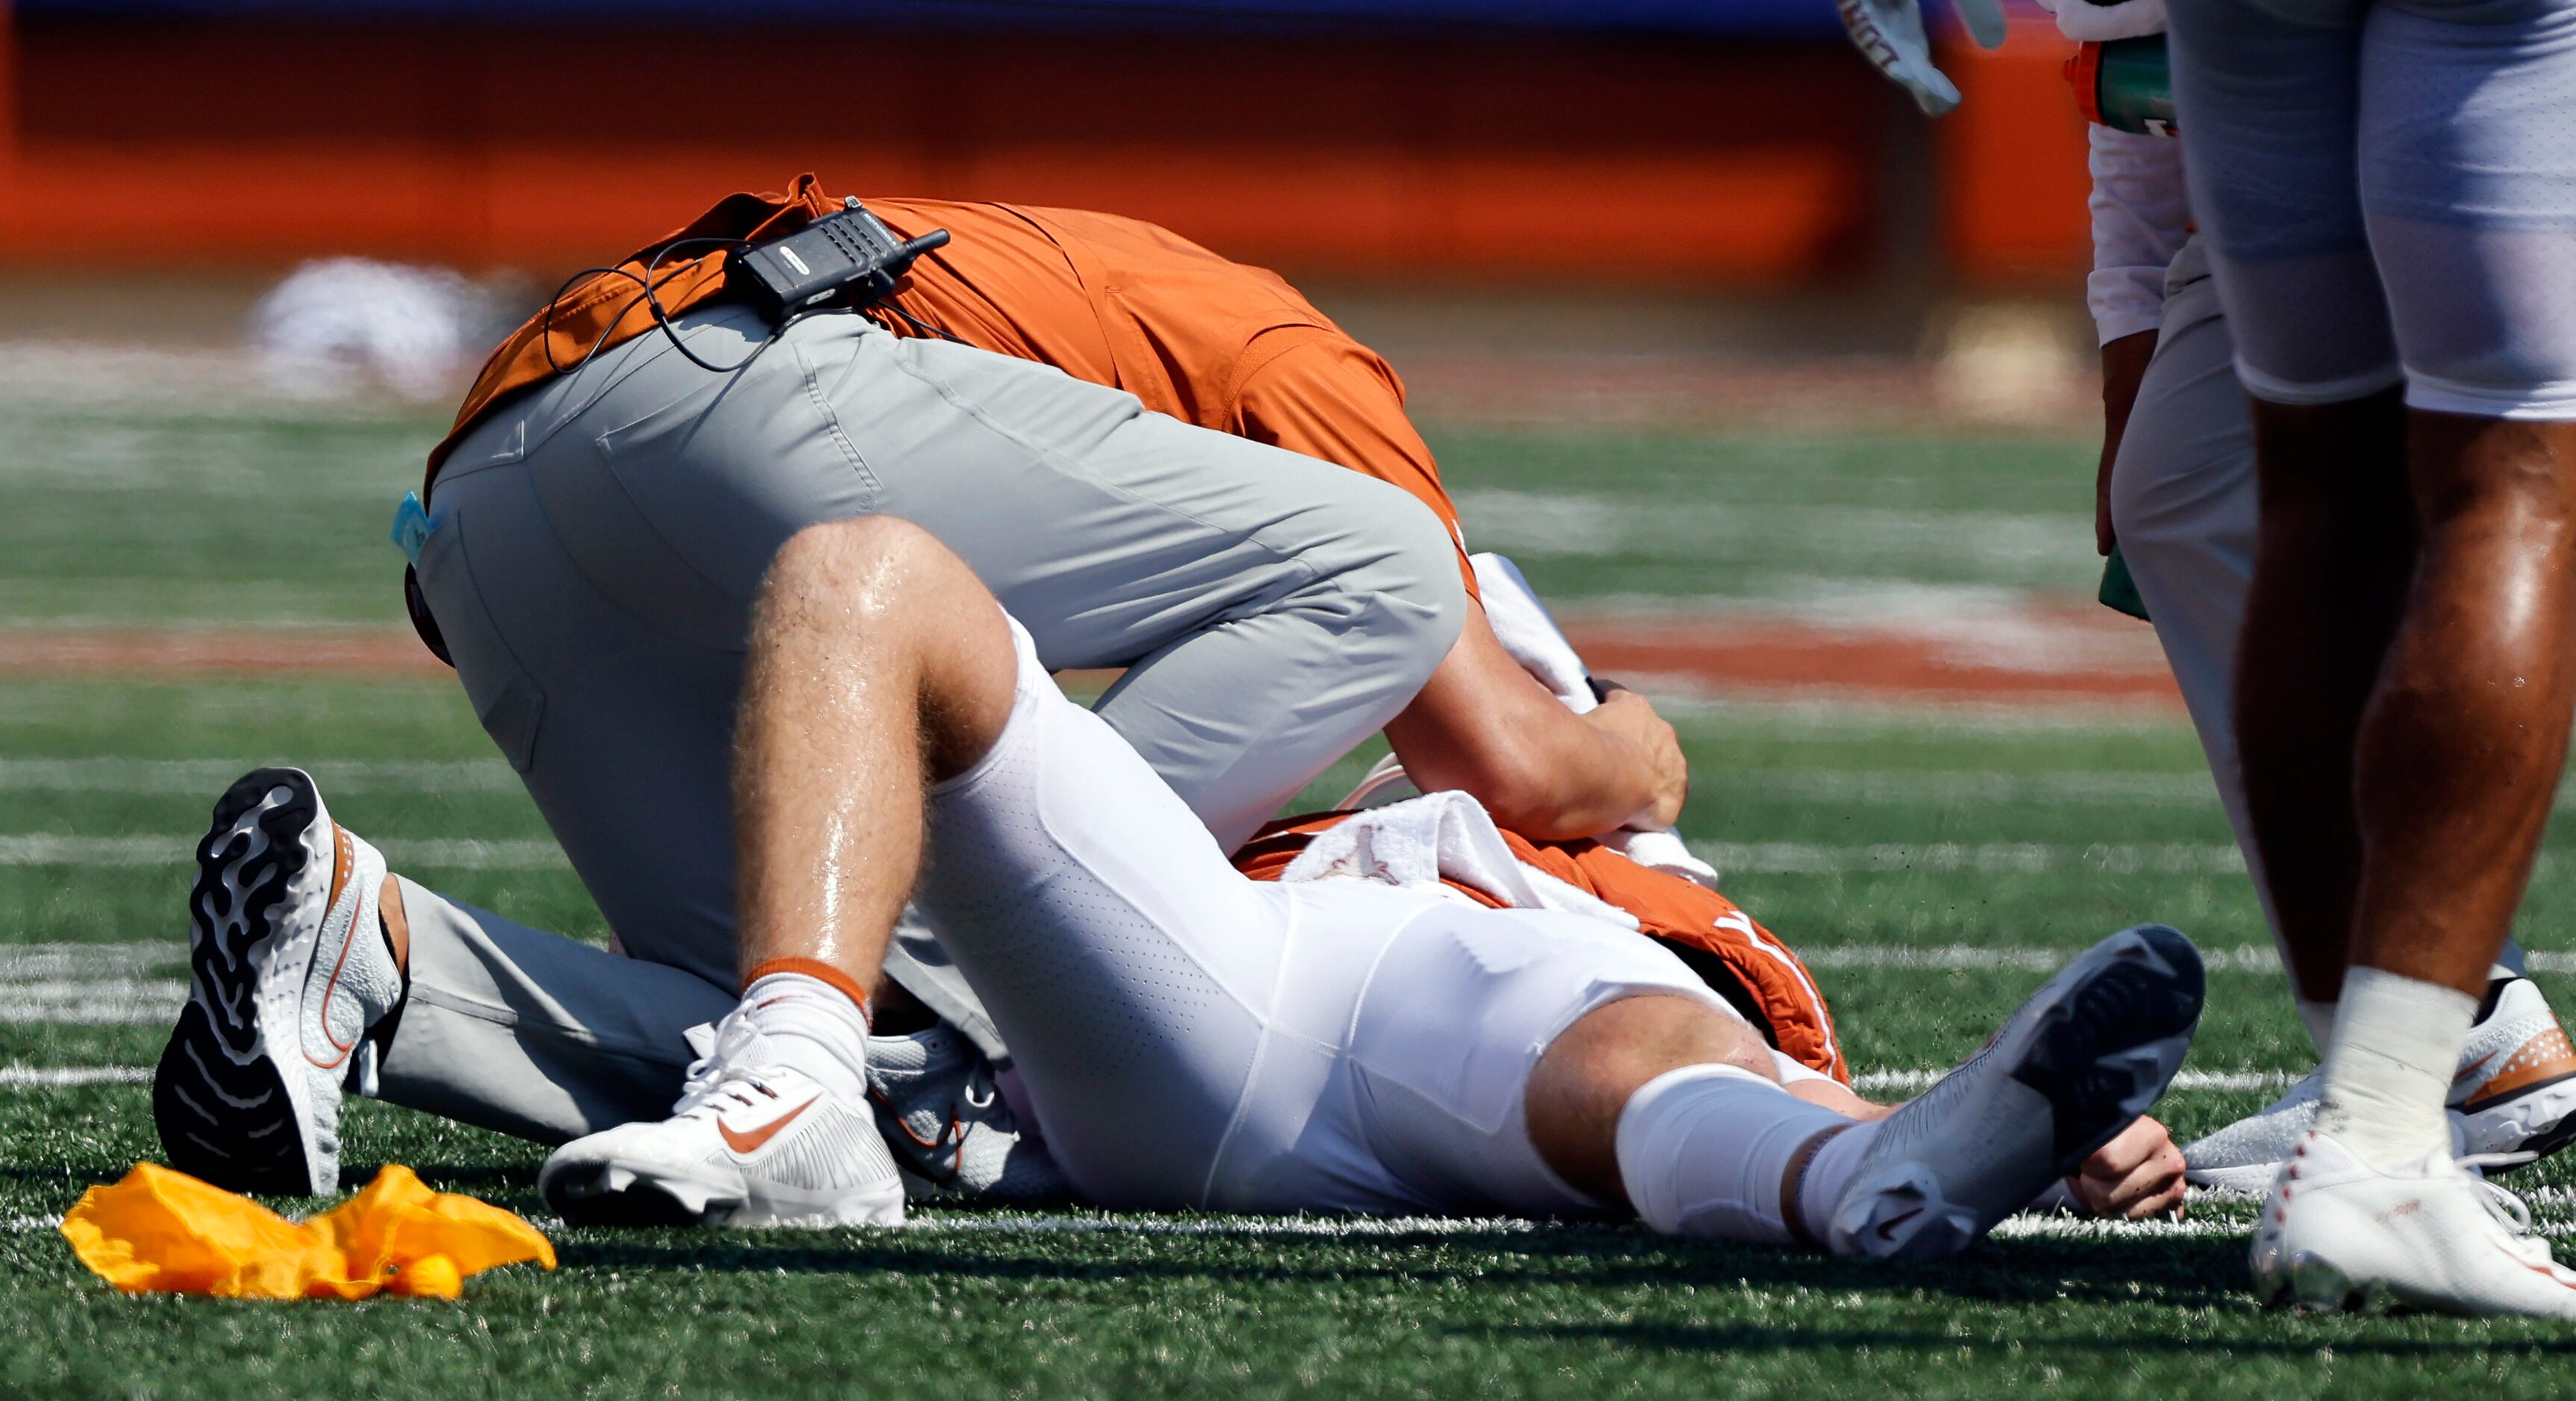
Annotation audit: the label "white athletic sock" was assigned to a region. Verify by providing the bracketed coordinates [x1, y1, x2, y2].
[2312, 966, 2476, 1168]
[2295, 998, 2339, 1059]
[737, 970, 872, 1103]
[1613, 1064, 1874, 1247]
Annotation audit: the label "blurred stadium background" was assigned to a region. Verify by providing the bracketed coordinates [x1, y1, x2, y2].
[9, 4, 2565, 1397]
[0, 0, 2100, 413]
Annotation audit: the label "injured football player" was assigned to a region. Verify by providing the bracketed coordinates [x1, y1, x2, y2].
[159, 515, 2201, 1253]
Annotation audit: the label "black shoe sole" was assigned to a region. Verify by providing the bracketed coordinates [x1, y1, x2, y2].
[2010, 923, 2207, 1176]
[151, 767, 322, 1195]
[543, 1168, 737, 1229]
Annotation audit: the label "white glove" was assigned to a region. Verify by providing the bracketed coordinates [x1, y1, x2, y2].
[1837, 0, 2008, 118]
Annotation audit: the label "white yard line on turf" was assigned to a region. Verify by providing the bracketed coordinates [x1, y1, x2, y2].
[1734, 771, 2221, 806]
[0, 1059, 2300, 1095]
[0, 835, 566, 869]
[1735, 770, 2576, 811]
[21, 939, 2576, 1027]
[1849, 1068, 2295, 1095]
[0, 1209, 2560, 1241]
[0, 759, 517, 793]
[1695, 841, 2252, 876]
[0, 1065, 149, 1085]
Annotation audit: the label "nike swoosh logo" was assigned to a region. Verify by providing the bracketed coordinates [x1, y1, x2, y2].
[1875, 1206, 1925, 1242]
[721, 1096, 819, 1156]
[2456, 1050, 2501, 1084]
[868, 1089, 967, 1185]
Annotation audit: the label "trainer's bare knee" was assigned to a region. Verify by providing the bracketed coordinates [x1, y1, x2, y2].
[747, 518, 1018, 779]
[761, 516, 951, 625]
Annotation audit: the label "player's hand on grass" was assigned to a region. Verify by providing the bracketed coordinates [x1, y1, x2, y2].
[1837, 0, 2007, 117]
[2096, 330, 2159, 555]
[1584, 681, 1688, 831]
[2069, 1115, 2188, 1220]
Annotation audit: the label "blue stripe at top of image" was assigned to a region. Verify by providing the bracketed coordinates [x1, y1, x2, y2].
[13, 0, 1854, 38]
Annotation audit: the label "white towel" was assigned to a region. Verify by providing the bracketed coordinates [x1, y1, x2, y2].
[1280, 791, 1639, 930]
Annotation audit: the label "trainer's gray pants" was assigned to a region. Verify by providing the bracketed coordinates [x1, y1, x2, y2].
[385, 305, 1462, 1141]
[2105, 238, 2275, 933]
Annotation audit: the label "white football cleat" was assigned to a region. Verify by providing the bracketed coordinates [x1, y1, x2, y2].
[541, 1012, 905, 1229]
[1827, 923, 2204, 1259]
[2251, 1131, 2576, 1317]
[866, 1024, 1071, 1203]
[2186, 976, 2576, 1194]
[153, 768, 403, 1195]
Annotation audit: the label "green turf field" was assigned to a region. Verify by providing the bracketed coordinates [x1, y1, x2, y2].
[4, 383, 2575, 1397]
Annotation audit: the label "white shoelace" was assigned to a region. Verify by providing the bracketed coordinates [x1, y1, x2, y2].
[2458, 1150, 2543, 1238]
[672, 1011, 793, 1118]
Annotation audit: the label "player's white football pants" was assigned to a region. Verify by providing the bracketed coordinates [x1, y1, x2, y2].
[2167, 0, 2576, 418]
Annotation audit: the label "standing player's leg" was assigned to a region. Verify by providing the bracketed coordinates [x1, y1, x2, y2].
[2110, 242, 2575, 1191]
[2168, 0, 2410, 1027]
[2172, 0, 2576, 1314]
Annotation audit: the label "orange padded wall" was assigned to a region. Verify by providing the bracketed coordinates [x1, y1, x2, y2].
[0, 16, 1893, 284]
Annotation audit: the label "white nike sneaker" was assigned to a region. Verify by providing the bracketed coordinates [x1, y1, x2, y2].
[2185, 976, 2576, 1193]
[153, 768, 404, 1195]
[2251, 1131, 2576, 1317]
[540, 1012, 906, 1229]
[1828, 923, 2204, 1259]
[866, 1025, 1072, 1203]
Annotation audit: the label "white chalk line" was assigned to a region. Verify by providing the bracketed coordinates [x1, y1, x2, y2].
[1695, 841, 2251, 876]
[0, 1059, 2302, 1097]
[1849, 1068, 2295, 1095]
[12, 939, 2576, 1027]
[0, 834, 2266, 877]
[0, 835, 566, 870]
[0, 1066, 149, 1086]
[0, 759, 516, 794]
[4, 1207, 2568, 1243]
[1734, 771, 2576, 812]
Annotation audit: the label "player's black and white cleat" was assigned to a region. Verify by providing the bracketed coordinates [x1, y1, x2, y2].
[152, 768, 402, 1196]
[1828, 923, 2205, 1259]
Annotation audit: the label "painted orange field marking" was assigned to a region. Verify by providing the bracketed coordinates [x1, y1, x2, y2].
[0, 629, 450, 677]
[0, 610, 2185, 707]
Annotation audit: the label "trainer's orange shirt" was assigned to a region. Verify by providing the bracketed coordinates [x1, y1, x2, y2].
[431, 175, 1469, 587]
[1233, 813, 1849, 1084]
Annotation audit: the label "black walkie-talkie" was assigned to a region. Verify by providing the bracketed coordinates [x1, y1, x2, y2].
[728, 196, 951, 322]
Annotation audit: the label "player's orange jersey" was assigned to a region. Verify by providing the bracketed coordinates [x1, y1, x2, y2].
[430, 175, 1469, 589]
[1233, 812, 1849, 1084]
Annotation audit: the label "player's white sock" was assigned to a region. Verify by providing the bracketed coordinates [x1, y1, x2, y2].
[737, 965, 872, 1103]
[1614, 1064, 1875, 1247]
[2312, 966, 2475, 1167]
[2295, 997, 2338, 1059]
